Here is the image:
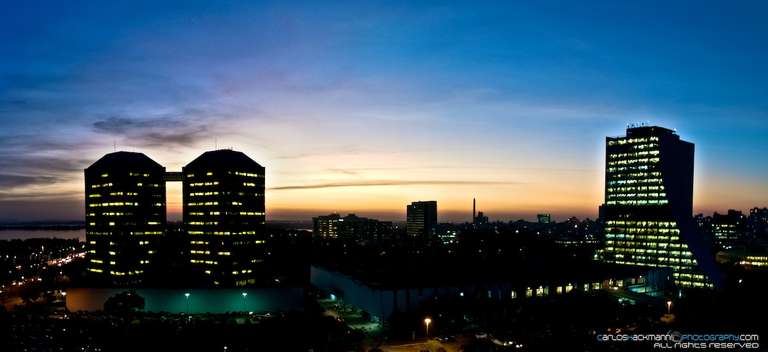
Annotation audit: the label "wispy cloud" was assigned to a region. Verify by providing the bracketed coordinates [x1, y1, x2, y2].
[93, 116, 179, 134]
[327, 168, 360, 175]
[0, 190, 81, 201]
[0, 174, 59, 188]
[0, 155, 89, 176]
[269, 179, 520, 190]
[91, 111, 213, 149]
[273, 144, 373, 160]
[0, 135, 93, 191]
[327, 166, 597, 173]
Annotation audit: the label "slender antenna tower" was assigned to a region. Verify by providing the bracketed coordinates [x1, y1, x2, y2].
[472, 197, 476, 223]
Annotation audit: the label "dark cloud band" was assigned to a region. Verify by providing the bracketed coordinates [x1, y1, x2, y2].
[269, 180, 519, 190]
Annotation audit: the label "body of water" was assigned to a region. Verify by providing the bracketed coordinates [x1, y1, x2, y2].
[0, 229, 85, 241]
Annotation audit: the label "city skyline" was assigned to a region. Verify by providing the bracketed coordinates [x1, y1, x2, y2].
[2, 1, 767, 222]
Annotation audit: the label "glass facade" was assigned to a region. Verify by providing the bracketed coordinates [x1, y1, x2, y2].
[600, 126, 714, 289]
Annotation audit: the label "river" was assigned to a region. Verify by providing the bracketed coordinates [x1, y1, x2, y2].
[0, 229, 85, 241]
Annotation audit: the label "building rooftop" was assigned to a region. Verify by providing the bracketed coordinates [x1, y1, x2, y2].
[86, 151, 163, 171]
[184, 149, 264, 170]
[625, 125, 677, 137]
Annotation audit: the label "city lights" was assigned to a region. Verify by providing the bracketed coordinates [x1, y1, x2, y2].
[0, 1, 765, 349]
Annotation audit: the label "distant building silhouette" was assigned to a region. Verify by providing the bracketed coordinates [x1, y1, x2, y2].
[693, 213, 712, 234]
[313, 213, 392, 242]
[183, 149, 266, 287]
[711, 210, 745, 249]
[406, 201, 437, 238]
[471, 198, 489, 225]
[537, 213, 552, 224]
[599, 126, 721, 289]
[474, 211, 489, 225]
[747, 207, 768, 244]
[84, 151, 166, 285]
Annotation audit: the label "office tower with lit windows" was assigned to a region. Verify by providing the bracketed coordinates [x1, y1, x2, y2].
[313, 213, 392, 242]
[406, 201, 437, 238]
[313, 214, 343, 239]
[183, 149, 266, 287]
[600, 125, 721, 289]
[711, 210, 745, 249]
[84, 152, 166, 285]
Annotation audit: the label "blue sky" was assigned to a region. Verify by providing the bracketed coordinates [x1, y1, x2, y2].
[1, 0, 766, 221]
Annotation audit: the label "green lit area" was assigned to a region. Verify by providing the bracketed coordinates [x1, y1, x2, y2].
[65, 288, 303, 314]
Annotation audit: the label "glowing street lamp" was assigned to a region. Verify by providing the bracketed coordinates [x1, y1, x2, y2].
[666, 300, 672, 314]
[423, 317, 432, 337]
[241, 292, 248, 311]
[184, 292, 191, 314]
[61, 291, 67, 297]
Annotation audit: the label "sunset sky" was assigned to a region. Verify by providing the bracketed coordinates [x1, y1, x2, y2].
[1, 1, 766, 222]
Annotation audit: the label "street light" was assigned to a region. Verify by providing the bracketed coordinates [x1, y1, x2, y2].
[61, 291, 67, 297]
[184, 292, 191, 314]
[666, 300, 672, 314]
[241, 292, 248, 311]
[424, 317, 432, 337]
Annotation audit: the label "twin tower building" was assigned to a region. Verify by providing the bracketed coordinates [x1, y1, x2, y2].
[84, 149, 266, 287]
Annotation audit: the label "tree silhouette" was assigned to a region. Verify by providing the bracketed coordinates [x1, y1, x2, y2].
[104, 290, 145, 314]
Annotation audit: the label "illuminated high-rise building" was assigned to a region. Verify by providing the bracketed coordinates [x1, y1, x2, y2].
[600, 125, 721, 288]
[84, 152, 166, 285]
[711, 210, 745, 249]
[183, 149, 266, 287]
[407, 201, 437, 238]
